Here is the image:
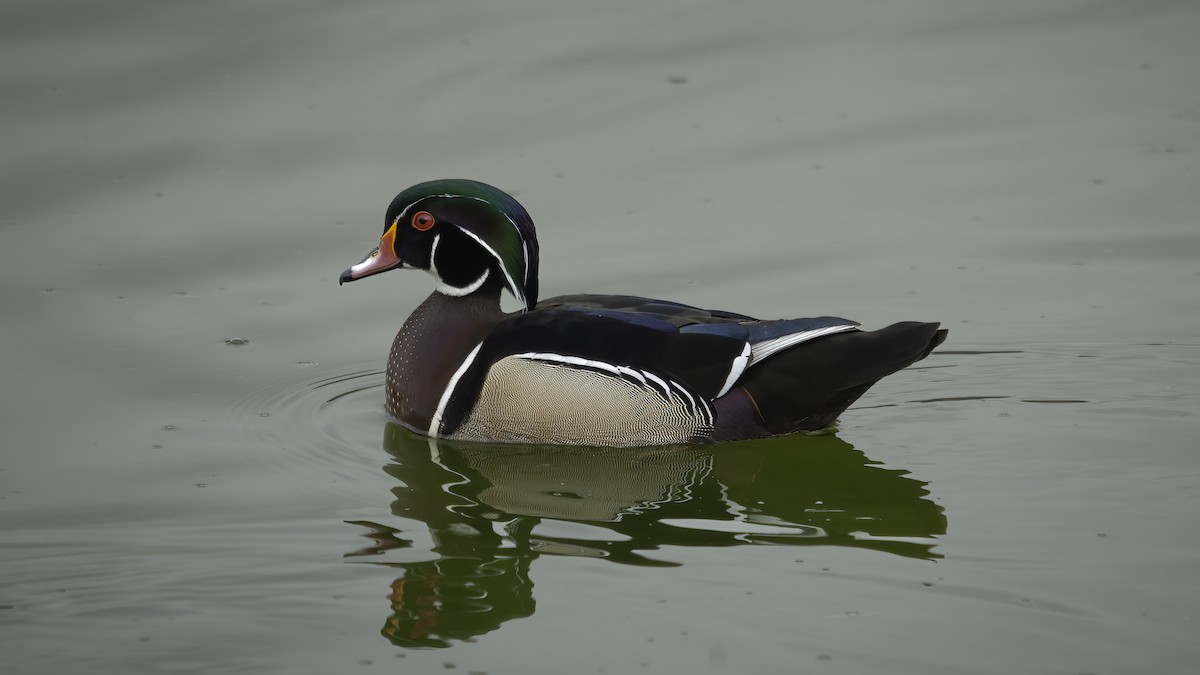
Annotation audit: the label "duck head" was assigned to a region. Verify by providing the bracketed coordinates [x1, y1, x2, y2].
[340, 179, 540, 310]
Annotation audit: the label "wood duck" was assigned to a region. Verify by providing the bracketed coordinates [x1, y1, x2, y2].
[341, 179, 947, 447]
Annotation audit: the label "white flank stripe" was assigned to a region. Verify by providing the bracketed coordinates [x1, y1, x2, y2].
[430, 342, 485, 436]
[616, 365, 648, 385]
[514, 352, 715, 425]
[749, 325, 859, 366]
[640, 370, 675, 399]
[669, 380, 698, 416]
[716, 342, 752, 398]
[514, 351, 619, 373]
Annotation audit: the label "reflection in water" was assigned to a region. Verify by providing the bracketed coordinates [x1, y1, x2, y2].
[350, 424, 946, 648]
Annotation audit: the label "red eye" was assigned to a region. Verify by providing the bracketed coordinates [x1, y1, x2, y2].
[411, 211, 435, 231]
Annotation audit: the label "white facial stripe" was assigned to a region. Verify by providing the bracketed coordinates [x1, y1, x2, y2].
[430, 341, 485, 436]
[397, 191, 529, 307]
[395, 193, 460, 223]
[428, 232, 441, 272]
[452, 224, 523, 306]
[435, 269, 490, 297]
[522, 239, 530, 285]
[429, 231, 492, 297]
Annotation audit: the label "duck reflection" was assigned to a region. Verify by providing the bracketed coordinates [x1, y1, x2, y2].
[349, 423, 946, 648]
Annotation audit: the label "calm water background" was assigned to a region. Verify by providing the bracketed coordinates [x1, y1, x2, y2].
[3, 1, 1199, 673]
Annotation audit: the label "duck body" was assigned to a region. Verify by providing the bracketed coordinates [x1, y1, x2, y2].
[342, 179, 947, 447]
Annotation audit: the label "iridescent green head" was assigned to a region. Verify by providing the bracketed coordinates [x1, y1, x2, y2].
[340, 179, 540, 310]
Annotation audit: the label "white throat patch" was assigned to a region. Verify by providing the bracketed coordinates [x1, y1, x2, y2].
[429, 232, 493, 297]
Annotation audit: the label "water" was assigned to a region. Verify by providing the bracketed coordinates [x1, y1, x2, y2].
[3, 1, 1199, 673]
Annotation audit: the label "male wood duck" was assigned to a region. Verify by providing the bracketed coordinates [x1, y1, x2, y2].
[341, 179, 947, 447]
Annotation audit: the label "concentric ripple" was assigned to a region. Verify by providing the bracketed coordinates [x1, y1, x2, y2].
[223, 363, 393, 483]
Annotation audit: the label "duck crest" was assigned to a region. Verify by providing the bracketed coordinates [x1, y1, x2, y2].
[391, 179, 539, 310]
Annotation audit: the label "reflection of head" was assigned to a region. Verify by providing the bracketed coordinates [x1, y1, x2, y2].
[381, 556, 534, 649]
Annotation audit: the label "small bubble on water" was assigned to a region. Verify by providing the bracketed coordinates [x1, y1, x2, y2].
[224, 338, 251, 346]
[163, 425, 176, 430]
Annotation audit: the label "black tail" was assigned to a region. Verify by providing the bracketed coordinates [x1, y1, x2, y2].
[740, 322, 947, 434]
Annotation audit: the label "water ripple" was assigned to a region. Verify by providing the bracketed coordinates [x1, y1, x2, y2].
[223, 364, 391, 484]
